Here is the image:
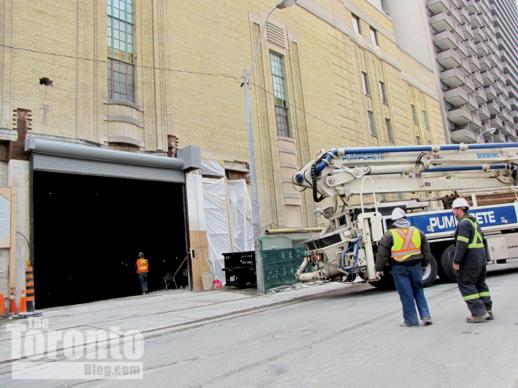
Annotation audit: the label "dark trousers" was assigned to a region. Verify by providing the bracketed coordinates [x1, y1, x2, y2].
[457, 260, 492, 316]
[138, 273, 148, 293]
[392, 263, 431, 325]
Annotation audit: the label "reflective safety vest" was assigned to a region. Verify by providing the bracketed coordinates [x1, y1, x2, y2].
[457, 218, 485, 249]
[136, 258, 149, 273]
[390, 226, 422, 262]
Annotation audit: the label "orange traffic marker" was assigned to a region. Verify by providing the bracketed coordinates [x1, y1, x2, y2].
[19, 290, 26, 314]
[0, 293, 5, 315]
[9, 296, 17, 314]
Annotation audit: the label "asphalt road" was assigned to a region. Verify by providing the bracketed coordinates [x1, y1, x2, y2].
[3, 268, 518, 388]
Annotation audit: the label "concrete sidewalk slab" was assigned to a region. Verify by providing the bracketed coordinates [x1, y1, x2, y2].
[0, 281, 357, 364]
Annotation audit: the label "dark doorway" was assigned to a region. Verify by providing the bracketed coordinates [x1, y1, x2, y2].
[33, 171, 188, 308]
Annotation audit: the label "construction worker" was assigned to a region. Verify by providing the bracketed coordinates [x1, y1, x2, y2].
[136, 252, 149, 295]
[375, 207, 433, 327]
[451, 198, 493, 323]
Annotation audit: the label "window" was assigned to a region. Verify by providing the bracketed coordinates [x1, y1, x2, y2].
[352, 14, 362, 34]
[368, 110, 377, 136]
[361, 72, 370, 95]
[370, 27, 379, 46]
[411, 104, 419, 125]
[379, 81, 388, 105]
[422, 111, 430, 129]
[107, 0, 135, 102]
[385, 118, 394, 143]
[270, 52, 290, 137]
[108, 59, 135, 102]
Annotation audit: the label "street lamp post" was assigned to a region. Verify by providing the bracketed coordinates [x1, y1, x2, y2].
[476, 127, 499, 144]
[242, 0, 297, 294]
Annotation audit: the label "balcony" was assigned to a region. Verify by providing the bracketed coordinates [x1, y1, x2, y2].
[463, 26, 474, 40]
[501, 110, 513, 123]
[450, 128, 478, 143]
[437, 49, 462, 69]
[448, 106, 472, 125]
[451, 8, 462, 24]
[468, 1, 481, 15]
[487, 100, 500, 115]
[495, 82, 506, 97]
[460, 7, 470, 23]
[427, 0, 450, 14]
[444, 87, 469, 106]
[466, 40, 477, 55]
[490, 116, 504, 128]
[501, 125, 517, 139]
[464, 78, 476, 92]
[475, 88, 487, 104]
[472, 72, 484, 87]
[484, 85, 498, 100]
[470, 13, 483, 28]
[467, 55, 480, 71]
[473, 27, 484, 43]
[481, 71, 495, 86]
[467, 95, 479, 111]
[434, 30, 458, 50]
[441, 68, 465, 88]
[478, 105, 491, 120]
[472, 114, 482, 128]
[479, 56, 491, 71]
[430, 12, 454, 32]
[475, 41, 489, 56]
[484, 85, 498, 99]
[488, 54, 499, 67]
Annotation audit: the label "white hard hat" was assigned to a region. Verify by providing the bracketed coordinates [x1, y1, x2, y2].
[451, 197, 470, 209]
[391, 207, 406, 220]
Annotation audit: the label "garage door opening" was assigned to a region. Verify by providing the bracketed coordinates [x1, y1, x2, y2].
[33, 171, 189, 308]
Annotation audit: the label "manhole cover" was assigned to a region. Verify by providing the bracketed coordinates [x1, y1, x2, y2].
[273, 329, 316, 339]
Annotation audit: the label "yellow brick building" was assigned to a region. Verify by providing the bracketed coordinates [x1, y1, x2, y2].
[0, 0, 446, 230]
[0, 0, 447, 302]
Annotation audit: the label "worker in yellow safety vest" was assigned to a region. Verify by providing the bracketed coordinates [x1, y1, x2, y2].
[451, 197, 493, 323]
[375, 207, 433, 327]
[136, 252, 149, 295]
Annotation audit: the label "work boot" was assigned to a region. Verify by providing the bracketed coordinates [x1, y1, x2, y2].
[466, 313, 490, 323]
[486, 310, 494, 320]
[422, 317, 433, 325]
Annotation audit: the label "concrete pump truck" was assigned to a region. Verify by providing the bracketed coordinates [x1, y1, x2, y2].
[292, 142, 518, 288]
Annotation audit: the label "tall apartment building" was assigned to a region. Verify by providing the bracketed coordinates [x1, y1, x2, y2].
[490, 0, 518, 134]
[384, 0, 517, 143]
[0, 0, 446, 306]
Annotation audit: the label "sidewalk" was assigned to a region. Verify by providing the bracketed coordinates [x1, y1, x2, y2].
[0, 281, 367, 364]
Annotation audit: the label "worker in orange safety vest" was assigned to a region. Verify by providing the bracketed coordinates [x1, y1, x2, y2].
[375, 207, 433, 327]
[136, 252, 149, 295]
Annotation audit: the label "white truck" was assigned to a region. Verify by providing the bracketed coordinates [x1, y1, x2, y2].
[292, 142, 518, 287]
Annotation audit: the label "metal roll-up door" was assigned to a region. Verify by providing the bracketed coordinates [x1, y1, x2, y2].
[32, 154, 185, 183]
[26, 137, 197, 183]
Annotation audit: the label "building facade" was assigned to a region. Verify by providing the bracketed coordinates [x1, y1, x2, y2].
[0, 0, 446, 304]
[384, 0, 517, 143]
[490, 0, 518, 135]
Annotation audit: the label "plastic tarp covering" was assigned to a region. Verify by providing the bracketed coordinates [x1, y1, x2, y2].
[203, 178, 230, 282]
[228, 180, 254, 252]
[201, 159, 225, 177]
[202, 178, 253, 283]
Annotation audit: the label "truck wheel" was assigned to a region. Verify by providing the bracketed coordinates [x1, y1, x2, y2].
[422, 254, 438, 287]
[440, 245, 457, 283]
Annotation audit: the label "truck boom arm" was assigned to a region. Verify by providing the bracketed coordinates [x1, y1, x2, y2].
[294, 143, 518, 201]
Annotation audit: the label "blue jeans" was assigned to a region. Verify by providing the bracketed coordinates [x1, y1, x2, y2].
[138, 273, 148, 293]
[392, 263, 431, 325]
